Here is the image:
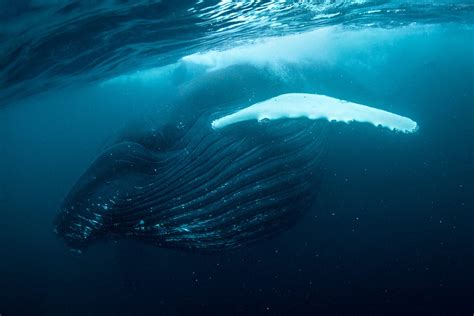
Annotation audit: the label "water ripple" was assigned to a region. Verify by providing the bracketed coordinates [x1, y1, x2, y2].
[0, 0, 472, 104]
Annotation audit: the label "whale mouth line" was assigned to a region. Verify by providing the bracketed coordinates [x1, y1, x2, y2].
[211, 93, 418, 133]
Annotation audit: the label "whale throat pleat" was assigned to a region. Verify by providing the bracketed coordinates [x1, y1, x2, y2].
[108, 121, 325, 251]
[54, 114, 328, 251]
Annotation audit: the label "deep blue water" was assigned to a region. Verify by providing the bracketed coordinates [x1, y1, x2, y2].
[1, 1, 473, 315]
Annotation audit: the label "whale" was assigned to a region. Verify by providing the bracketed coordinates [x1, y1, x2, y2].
[54, 65, 417, 252]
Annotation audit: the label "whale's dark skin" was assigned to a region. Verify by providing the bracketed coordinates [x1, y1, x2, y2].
[54, 65, 328, 252]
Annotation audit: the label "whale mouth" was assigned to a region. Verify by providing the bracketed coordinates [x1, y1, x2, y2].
[55, 115, 327, 252]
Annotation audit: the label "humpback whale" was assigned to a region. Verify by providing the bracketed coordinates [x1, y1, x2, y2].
[54, 66, 417, 252]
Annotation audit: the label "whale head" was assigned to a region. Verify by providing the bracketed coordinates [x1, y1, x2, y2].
[54, 115, 327, 252]
[54, 141, 161, 249]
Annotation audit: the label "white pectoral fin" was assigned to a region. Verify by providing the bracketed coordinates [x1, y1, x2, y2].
[211, 93, 418, 133]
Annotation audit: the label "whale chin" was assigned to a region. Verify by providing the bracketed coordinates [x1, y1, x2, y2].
[55, 116, 327, 252]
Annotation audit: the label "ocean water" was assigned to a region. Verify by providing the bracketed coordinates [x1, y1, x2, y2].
[1, 1, 473, 315]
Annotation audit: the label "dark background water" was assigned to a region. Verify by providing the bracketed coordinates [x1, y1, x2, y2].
[1, 2, 473, 315]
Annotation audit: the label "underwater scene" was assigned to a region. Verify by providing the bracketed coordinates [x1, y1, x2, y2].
[0, 1, 473, 315]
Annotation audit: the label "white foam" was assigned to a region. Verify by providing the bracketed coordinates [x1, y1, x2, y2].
[182, 27, 339, 72]
[211, 93, 418, 133]
[181, 25, 427, 73]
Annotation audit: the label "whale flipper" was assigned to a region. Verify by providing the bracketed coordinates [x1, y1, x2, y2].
[212, 93, 418, 133]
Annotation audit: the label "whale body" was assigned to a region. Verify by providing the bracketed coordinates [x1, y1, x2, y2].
[54, 66, 417, 252]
